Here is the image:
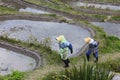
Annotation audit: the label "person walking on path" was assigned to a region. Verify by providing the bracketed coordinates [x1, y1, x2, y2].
[84, 37, 99, 62]
[56, 35, 73, 68]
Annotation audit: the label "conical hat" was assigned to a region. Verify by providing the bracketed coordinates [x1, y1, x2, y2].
[84, 37, 91, 43]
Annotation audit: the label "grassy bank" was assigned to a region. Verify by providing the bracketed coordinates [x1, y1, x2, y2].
[24, 0, 120, 22]
[0, 0, 120, 80]
[0, 5, 65, 20]
[78, 0, 120, 4]
[0, 20, 120, 80]
[0, 36, 61, 65]
[43, 61, 114, 80]
[0, 6, 17, 15]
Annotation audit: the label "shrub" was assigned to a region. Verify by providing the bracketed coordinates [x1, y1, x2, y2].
[2, 71, 25, 80]
[101, 58, 120, 73]
[111, 15, 120, 21]
[43, 61, 114, 80]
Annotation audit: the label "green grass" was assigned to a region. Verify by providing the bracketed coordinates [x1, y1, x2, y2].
[82, 0, 120, 3]
[24, 0, 120, 22]
[25, 0, 77, 14]
[0, 6, 17, 15]
[0, 4, 62, 19]
[92, 14, 107, 21]
[80, 21, 120, 54]
[43, 60, 114, 80]
[0, 1, 120, 80]
[0, 20, 119, 80]
[0, 19, 119, 80]
[100, 57, 120, 73]
[111, 15, 120, 21]
[97, 0, 120, 3]
[0, 71, 25, 80]
[0, 36, 60, 65]
[76, 6, 120, 12]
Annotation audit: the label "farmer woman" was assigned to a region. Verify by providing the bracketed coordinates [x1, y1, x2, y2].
[56, 35, 73, 68]
[84, 37, 99, 62]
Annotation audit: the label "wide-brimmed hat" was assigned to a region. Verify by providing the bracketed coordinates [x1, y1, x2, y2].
[84, 37, 91, 43]
[56, 35, 64, 42]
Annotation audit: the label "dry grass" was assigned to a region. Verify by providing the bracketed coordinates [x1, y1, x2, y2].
[99, 52, 120, 63]
[24, 64, 65, 80]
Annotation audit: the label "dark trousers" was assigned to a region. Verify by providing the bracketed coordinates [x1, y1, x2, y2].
[62, 59, 70, 67]
[86, 49, 98, 62]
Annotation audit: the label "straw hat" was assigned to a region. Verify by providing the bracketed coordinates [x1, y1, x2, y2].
[84, 37, 91, 43]
[56, 35, 64, 42]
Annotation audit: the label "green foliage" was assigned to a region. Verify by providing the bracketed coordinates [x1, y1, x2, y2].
[0, 36, 21, 44]
[41, 37, 52, 51]
[0, 6, 16, 11]
[82, 21, 120, 54]
[111, 15, 120, 21]
[82, 0, 120, 3]
[4, 71, 25, 80]
[25, 0, 120, 22]
[103, 36, 120, 53]
[100, 0, 119, 3]
[0, 6, 17, 15]
[77, 6, 119, 12]
[109, 61, 120, 72]
[101, 58, 120, 73]
[92, 14, 107, 21]
[43, 61, 114, 80]
[0, 36, 60, 64]
[48, 14, 57, 17]
[23, 1, 79, 21]
[0, 36, 48, 52]
[0, 71, 25, 80]
[98, 35, 120, 53]
[25, 0, 78, 14]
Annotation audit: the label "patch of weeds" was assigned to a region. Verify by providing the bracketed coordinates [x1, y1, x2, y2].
[0, 36, 60, 65]
[111, 15, 120, 21]
[101, 58, 120, 73]
[48, 14, 57, 17]
[0, 70, 25, 80]
[92, 14, 107, 21]
[0, 6, 17, 15]
[43, 61, 114, 80]
[80, 21, 120, 54]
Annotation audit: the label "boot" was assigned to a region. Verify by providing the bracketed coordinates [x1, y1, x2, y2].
[66, 59, 70, 63]
[63, 60, 69, 68]
[93, 53, 96, 57]
[94, 57, 98, 63]
[86, 55, 89, 61]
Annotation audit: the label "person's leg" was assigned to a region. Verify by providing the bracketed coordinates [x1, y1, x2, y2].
[86, 49, 91, 61]
[93, 52, 98, 62]
[62, 48, 69, 68]
[62, 59, 69, 68]
[66, 59, 70, 63]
